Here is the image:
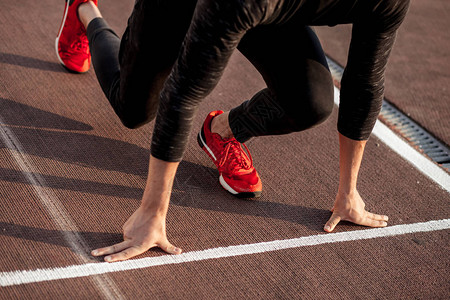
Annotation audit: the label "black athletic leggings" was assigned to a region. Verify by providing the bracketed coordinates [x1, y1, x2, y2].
[87, 0, 197, 130]
[86, 0, 333, 154]
[86, 0, 409, 162]
[230, 24, 333, 142]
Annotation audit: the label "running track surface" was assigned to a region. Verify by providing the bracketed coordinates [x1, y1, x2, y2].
[0, 0, 449, 299]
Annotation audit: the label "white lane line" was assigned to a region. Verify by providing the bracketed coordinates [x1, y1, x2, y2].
[0, 120, 124, 299]
[1, 219, 448, 287]
[372, 121, 450, 192]
[332, 86, 450, 192]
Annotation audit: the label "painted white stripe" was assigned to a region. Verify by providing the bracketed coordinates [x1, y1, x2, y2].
[372, 122, 450, 192]
[333, 86, 450, 193]
[0, 219, 448, 287]
[0, 120, 124, 299]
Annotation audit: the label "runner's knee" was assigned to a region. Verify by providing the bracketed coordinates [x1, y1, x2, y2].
[119, 109, 157, 129]
[282, 74, 334, 131]
[286, 94, 333, 131]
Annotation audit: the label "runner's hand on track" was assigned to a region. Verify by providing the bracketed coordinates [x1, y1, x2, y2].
[324, 190, 388, 232]
[91, 206, 182, 262]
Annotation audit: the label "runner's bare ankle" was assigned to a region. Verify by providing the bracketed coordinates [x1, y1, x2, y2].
[78, 1, 102, 29]
[211, 111, 233, 139]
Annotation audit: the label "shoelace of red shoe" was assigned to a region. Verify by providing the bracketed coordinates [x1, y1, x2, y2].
[71, 34, 89, 52]
[61, 36, 89, 61]
[218, 138, 253, 173]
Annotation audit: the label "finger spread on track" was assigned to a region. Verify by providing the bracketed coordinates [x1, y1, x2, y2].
[367, 211, 389, 221]
[91, 240, 130, 257]
[105, 246, 143, 262]
[360, 217, 388, 228]
[158, 240, 182, 255]
[324, 213, 341, 232]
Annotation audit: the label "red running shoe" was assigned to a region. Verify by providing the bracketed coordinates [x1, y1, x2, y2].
[198, 110, 262, 198]
[55, 0, 98, 73]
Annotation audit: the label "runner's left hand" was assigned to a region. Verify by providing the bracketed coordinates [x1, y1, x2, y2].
[91, 206, 182, 262]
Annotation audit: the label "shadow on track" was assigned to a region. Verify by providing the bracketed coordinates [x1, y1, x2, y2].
[0, 222, 121, 261]
[0, 98, 93, 131]
[0, 52, 66, 73]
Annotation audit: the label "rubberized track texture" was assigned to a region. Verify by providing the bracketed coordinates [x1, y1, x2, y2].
[0, 0, 449, 299]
